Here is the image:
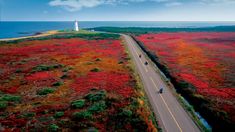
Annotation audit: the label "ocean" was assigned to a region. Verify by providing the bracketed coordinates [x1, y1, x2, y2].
[1, 21, 235, 39]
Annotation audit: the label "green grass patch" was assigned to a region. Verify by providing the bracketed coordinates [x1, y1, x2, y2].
[62, 67, 73, 72]
[0, 94, 21, 102]
[23, 112, 35, 118]
[72, 110, 92, 120]
[0, 101, 8, 109]
[118, 108, 132, 118]
[15, 69, 22, 73]
[59, 29, 96, 34]
[48, 124, 59, 132]
[88, 101, 106, 113]
[95, 58, 101, 61]
[71, 99, 85, 109]
[60, 74, 68, 79]
[32, 64, 63, 72]
[86, 62, 94, 65]
[54, 32, 120, 40]
[118, 61, 124, 64]
[37, 88, 55, 95]
[38, 116, 54, 122]
[1, 31, 120, 45]
[90, 68, 100, 72]
[52, 81, 63, 87]
[36, 32, 119, 41]
[90, 26, 235, 35]
[54, 111, 64, 118]
[85, 90, 106, 102]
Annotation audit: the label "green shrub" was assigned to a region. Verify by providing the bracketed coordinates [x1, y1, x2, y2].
[86, 62, 94, 65]
[32, 65, 50, 72]
[178, 81, 190, 88]
[118, 61, 123, 64]
[95, 58, 101, 61]
[62, 67, 72, 72]
[85, 90, 106, 102]
[23, 112, 35, 118]
[0, 112, 8, 119]
[192, 94, 208, 104]
[193, 94, 204, 99]
[119, 109, 132, 118]
[0, 101, 7, 109]
[60, 74, 68, 79]
[37, 88, 55, 95]
[32, 64, 63, 72]
[54, 111, 64, 118]
[124, 57, 130, 60]
[53, 64, 64, 68]
[88, 127, 99, 132]
[130, 97, 139, 109]
[15, 69, 22, 73]
[38, 116, 54, 122]
[130, 115, 148, 131]
[0, 94, 21, 102]
[88, 101, 106, 113]
[216, 110, 228, 119]
[90, 68, 100, 72]
[52, 81, 63, 86]
[71, 99, 85, 108]
[73, 111, 92, 120]
[23, 32, 120, 40]
[48, 124, 59, 132]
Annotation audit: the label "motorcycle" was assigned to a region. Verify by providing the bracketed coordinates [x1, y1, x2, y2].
[159, 88, 163, 94]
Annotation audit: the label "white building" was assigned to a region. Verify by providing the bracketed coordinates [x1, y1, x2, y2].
[74, 20, 79, 31]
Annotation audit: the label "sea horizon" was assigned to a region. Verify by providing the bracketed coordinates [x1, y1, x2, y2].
[1, 21, 235, 39]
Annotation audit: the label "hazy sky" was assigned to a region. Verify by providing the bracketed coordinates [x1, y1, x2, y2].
[1, 0, 235, 21]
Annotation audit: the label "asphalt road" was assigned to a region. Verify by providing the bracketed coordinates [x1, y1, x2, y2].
[122, 34, 200, 132]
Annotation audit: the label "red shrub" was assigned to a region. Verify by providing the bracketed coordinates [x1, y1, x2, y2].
[136, 32, 235, 121]
[26, 71, 53, 81]
[3, 86, 18, 94]
[71, 71, 133, 98]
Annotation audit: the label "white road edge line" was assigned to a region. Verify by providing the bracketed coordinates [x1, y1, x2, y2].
[125, 35, 169, 131]
[128, 38, 148, 72]
[150, 77, 183, 132]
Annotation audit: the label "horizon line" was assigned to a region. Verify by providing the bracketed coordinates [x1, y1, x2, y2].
[1, 20, 235, 22]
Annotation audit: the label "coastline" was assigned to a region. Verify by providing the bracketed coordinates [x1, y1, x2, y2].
[0, 30, 58, 41]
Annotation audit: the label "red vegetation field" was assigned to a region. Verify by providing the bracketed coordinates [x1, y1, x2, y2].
[136, 32, 235, 128]
[0, 33, 157, 131]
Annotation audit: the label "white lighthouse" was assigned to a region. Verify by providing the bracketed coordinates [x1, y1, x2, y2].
[74, 20, 79, 31]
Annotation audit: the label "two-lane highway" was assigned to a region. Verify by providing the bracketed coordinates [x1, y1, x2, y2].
[122, 34, 200, 132]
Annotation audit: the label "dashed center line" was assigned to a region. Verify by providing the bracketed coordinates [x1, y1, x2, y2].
[123, 35, 199, 132]
[150, 77, 183, 132]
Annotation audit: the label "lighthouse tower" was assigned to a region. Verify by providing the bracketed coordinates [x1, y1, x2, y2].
[74, 20, 79, 31]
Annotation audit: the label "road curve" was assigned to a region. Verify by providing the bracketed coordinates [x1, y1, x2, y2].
[122, 34, 200, 132]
